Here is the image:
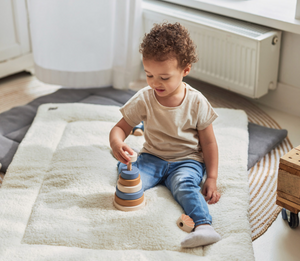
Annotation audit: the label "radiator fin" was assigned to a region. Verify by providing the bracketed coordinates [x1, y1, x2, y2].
[191, 31, 256, 92]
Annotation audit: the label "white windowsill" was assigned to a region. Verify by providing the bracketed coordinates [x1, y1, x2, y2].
[160, 0, 300, 34]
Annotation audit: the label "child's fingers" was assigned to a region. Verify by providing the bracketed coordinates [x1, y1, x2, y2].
[120, 147, 134, 163]
[208, 192, 216, 204]
[205, 189, 212, 202]
[115, 152, 128, 164]
[113, 148, 129, 164]
[119, 151, 130, 164]
[122, 144, 133, 154]
[208, 191, 221, 204]
[201, 186, 207, 196]
[125, 145, 134, 155]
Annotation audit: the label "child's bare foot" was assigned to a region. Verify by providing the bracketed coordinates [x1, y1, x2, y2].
[181, 225, 221, 248]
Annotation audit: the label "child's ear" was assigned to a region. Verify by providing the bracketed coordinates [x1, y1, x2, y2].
[183, 64, 191, 76]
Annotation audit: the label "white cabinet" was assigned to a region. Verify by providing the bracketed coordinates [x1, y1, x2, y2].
[0, 0, 34, 78]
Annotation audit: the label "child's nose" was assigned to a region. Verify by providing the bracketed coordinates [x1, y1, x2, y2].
[152, 79, 161, 87]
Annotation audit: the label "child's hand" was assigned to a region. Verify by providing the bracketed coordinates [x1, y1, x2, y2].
[202, 177, 221, 204]
[111, 141, 134, 165]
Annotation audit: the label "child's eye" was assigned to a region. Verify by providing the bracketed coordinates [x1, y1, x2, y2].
[146, 75, 153, 78]
[161, 77, 170, 80]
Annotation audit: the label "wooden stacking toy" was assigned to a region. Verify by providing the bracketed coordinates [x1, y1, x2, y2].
[113, 151, 145, 211]
[176, 214, 195, 233]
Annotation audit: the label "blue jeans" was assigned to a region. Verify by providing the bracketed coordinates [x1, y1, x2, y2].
[118, 153, 212, 226]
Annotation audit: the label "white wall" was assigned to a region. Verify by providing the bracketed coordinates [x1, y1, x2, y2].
[255, 32, 300, 117]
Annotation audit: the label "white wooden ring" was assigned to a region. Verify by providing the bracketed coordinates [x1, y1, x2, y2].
[113, 198, 145, 211]
[125, 151, 137, 162]
[117, 179, 142, 193]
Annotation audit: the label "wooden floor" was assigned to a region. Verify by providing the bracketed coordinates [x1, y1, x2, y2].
[0, 72, 61, 114]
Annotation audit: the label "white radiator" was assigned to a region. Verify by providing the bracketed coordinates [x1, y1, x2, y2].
[142, 1, 282, 98]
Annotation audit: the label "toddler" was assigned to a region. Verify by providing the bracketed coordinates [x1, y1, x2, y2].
[110, 22, 221, 248]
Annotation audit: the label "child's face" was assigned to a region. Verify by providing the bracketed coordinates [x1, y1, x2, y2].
[143, 58, 191, 99]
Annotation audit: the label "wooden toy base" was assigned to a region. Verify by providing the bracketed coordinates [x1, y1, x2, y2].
[113, 198, 145, 211]
[115, 193, 144, 206]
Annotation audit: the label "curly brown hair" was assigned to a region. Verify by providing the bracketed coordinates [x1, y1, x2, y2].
[140, 22, 198, 69]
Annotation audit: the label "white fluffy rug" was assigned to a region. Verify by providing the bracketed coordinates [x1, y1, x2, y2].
[0, 103, 254, 260]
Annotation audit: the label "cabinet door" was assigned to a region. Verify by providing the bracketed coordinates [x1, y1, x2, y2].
[0, 0, 30, 62]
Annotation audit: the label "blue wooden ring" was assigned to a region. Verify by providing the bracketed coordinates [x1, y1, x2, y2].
[115, 187, 144, 200]
[120, 166, 139, 180]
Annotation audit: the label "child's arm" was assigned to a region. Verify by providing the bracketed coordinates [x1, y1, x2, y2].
[198, 124, 221, 204]
[109, 117, 134, 165]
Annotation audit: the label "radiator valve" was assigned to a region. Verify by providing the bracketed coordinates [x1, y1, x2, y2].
[272, 36, 278, 45]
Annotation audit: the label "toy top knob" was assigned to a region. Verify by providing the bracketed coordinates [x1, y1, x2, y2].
[125, 151, 137, 162]
[125, 151, 137, 171]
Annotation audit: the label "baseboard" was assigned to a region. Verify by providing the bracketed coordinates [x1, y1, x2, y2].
[254, 82, 300, 118]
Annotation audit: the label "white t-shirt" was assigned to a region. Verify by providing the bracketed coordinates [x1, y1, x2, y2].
[120, 83, 218, 163]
